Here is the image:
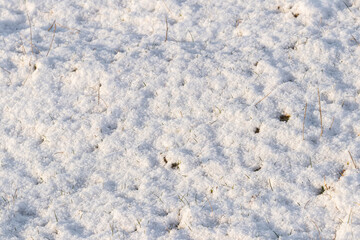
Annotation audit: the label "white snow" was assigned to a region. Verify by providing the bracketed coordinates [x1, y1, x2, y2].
[0, 0, 360, 239]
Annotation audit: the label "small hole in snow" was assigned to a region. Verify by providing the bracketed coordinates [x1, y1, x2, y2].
[254, 127, 260, 133]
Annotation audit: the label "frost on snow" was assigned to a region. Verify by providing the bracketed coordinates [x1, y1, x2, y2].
[0, 0, 359, 239]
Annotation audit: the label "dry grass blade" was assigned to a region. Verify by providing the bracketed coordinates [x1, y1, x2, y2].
[329, 117, 334, 130]
[235, 19, 242, 27]
[206, 197, 213, 213]
[348, 151, 358, 169]
[303, 102, 307, 140]
[165, 16, 169, 42]
[54, 210, 58, 222]
[187, 30, 194, 42]
[162, 0, 173, 16]
[98, 83, 108, 109]
[311, 219, 322, 240]
[47, 20, 57, 57]
[318, 88, 323, 137]
[56, 22, 80, 34]
[19, 34, 27, 55]
[351, 35, 360, 46]
[97, 83, 101, 105]
[48, 20, 56, 31]
[255, 89, 275, 107]
[347, 208, 353, 224]
[26, 12, 35, 55]
[269, 179, 274, 191]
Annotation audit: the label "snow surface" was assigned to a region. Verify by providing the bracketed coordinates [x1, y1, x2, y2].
[0, 0, 360, 239]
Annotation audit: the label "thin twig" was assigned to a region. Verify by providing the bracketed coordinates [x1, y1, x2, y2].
[255, 89, 275, 106]
[348, 151, 358, 169]
[165, 16, 168, 42]
[318, 88, 323, 137]
[0, 66, 10, 74]
[343, 1, 352, 12]
[303, 102, 307, 140]
[47, 21, 56, 57]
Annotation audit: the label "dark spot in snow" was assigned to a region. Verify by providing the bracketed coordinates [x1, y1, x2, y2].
[167, 221, 180, 231]
[339, 169, 346, 178]
[101, 122, 117, 135]
[292, 13, 299, 18]
[171, 162, 180, 169]
[287, 44, 295, 50]
[254, 127, 260, 133]
[253, 166, 261, 172]
[279, 114, 290, 122]
[163, 156, 168, 164]
[36, 177, 44, 185]
[317, 186, 325, 195]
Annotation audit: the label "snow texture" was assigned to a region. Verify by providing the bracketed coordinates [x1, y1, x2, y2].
[0, 0, 360, 239]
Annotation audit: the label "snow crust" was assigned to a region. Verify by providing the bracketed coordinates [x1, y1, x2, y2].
[0, 0, 359, 239]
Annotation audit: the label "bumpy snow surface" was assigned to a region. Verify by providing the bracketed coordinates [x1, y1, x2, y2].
[0, 0, 360, 239]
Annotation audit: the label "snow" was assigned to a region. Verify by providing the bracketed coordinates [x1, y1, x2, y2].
[0, 0, 360, 239]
